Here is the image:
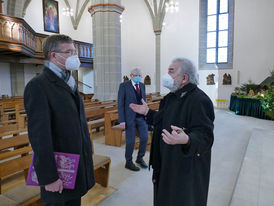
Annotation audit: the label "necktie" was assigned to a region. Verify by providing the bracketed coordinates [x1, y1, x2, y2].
[135, 83, 140, 95]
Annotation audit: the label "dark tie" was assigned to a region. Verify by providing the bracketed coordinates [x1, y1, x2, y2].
[135, 83, 140, 95]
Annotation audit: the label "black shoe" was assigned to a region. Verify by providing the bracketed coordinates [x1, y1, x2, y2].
[125, 162, 140, 171]
[136, 159, 148, 169]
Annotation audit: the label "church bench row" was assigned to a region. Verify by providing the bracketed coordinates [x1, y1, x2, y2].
[89, 131, 111, 188]
[104, 101, 160, 147]
[0, 130, 111, 205]
[0, 129, 40, 206]
[110, 124, 153, 150]
[0, 102, 26, 129]
[145, 92, 161, 102]
[85, 104, 117, 133]
[84, 99, 116, 108]
[0, 99, 116, 136]
[0, 127, 27, 139]
[0, 146, 41, 206]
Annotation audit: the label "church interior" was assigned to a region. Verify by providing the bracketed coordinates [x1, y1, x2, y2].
[0, 0, 273, 205]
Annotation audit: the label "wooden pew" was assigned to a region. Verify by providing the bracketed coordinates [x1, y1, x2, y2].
[0, 128, 27, 139]
[104, 101, 160, 147]
[86, 104, 117, 133]
[89, 129, 111, 188]
[104, 110, 119, 146]
[146, 92, 160, 102]
[0, 123, 19, 134]
[0, 126, 111, 206]
[0, 133, 41, 206]
[0, 99, 24, 122]
[15, 103, 27, 129]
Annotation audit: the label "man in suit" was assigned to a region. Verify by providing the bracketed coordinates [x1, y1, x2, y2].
[118, 68, 149, 171]
[24, 34, 95, 206]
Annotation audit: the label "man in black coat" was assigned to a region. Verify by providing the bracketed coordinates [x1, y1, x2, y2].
[130, 57, 214, 206]
[24, 34, 95, 206]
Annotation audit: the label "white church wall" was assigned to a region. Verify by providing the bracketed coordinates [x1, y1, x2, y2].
[161, 0, 200, 95]
[78, 67, 94, 94]
[23, 0, 93, 43]
[233, 0, 274, 85]
[121, 0, 156, 94]
[0, 63, 12, 97]
[24, 64, 43, 85]
[121, 0, 274, 105]
[217, 0, 274, 104]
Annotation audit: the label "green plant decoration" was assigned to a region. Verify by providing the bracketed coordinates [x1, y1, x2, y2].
[261, 85, 274, 119]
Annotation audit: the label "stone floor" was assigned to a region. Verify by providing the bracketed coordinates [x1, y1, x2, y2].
[89, 109, 274, 206]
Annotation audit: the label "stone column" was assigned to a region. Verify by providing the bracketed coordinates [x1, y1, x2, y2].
[6, 0, 24, 18]
[143, 0, 167, 93]
[155, 30, 161, 93]
[88, 1, 124, 101]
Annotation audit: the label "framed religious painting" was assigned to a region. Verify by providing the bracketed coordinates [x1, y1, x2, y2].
[43, 0, 59, 33]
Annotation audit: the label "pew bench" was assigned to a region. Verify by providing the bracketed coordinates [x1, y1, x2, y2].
[104, 101, 160, 147]
[0, 128, 27, 139]
[85, 104, 117, 133]
[89, 129, 111, 188]
[93, 154, 111, 187]
[109, 124, 153, 149]
[0, 128, 111, 206]
[88, 118, 105, 133]
[0, 145, 41, 206]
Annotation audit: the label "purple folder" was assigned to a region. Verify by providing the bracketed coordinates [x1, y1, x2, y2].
[26, 152, 80, 189]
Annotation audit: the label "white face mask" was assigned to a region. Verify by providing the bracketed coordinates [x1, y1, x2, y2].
[162, 73, 180, 92]
[57, 54, 81, 71]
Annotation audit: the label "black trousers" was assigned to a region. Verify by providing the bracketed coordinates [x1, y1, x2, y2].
[44, 198, 81, 206]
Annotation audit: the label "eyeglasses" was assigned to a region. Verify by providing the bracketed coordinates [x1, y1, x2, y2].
[131, 74, 142, 77]
[53, 50, 78, 56]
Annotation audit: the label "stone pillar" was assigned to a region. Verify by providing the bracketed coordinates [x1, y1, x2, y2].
[88, 1, 124, 101]
[10, 63, 25, 96]
[6, 0, 24, 18]
[155, 30, 161, 93]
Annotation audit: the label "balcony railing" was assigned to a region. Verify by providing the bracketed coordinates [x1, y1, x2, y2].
[0, 14, 93, 66]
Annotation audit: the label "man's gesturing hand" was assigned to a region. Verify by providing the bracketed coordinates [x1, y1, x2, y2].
[45, 179, 63, 194]
[129, 99, 149, 115]
[162, 125, 189, 145]
[119, 122, 126, 129]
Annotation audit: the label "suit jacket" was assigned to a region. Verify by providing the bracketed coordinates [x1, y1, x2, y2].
[118, 80, 146, 126]
[24, 67, 95, 203]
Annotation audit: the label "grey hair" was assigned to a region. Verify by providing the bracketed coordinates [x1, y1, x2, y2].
[172, 57, 199, 85]
[42, 34, 74, 60]
[130, 68, 142, 76]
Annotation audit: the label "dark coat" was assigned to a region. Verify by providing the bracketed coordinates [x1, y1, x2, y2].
[118, 80, 146, 125]
[146, 83, 214, 206]
[24, 67, 95, 203]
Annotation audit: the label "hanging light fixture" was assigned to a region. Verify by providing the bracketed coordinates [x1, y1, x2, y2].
[165, 1, 179, 13]
[62, 8, 73, 17]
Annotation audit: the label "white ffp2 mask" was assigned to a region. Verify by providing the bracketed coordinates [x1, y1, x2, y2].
[162, 73, 174, 90]
[57, 54, 81, 71]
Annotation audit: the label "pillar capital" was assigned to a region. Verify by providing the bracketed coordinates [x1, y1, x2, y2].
[154, 30, 162, 35]
[88, 3, 125, 16]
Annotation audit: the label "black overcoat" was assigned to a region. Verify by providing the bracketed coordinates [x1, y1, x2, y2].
[146, 83, 214, 206]
[24, 67, 95, 203]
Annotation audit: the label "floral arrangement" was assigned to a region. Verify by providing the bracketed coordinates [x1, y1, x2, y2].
[260, 85, 274, 119]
